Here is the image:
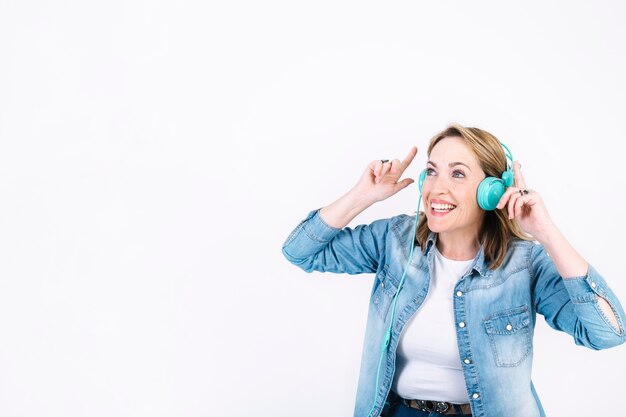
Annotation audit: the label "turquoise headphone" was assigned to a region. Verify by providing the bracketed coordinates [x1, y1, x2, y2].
[366, 141, 514, 417]
[417, 142, 515, 211]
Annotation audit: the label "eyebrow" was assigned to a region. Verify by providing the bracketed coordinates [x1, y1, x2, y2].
[427, 161, 472, 171]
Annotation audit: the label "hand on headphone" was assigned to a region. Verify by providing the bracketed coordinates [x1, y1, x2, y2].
[495, 161, 556, 241]
[351, 146, 418, 205]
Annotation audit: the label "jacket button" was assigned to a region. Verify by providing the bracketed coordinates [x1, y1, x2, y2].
[458, 322, 466, 328]
[456, 291, 463, 297]
[464, 358, 471, 364]
[591, 282, 596, 288]
[472, 393, 480, 399]
[506, 324, 513, 331]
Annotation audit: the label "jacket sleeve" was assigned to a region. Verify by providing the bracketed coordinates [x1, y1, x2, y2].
[281, 208, 391, 274]
[531, 243, 626, 350]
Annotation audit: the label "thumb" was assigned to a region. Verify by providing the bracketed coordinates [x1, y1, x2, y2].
[393, 178, 414, 193]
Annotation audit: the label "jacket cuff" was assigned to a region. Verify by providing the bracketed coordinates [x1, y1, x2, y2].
[301, 208, 342, 242]
[562, 265, 609, 303]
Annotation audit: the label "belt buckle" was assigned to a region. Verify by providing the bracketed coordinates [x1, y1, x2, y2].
[415, 399, 450, 413]
[435, 401, 450, 413]
[416, 400, 429, 411]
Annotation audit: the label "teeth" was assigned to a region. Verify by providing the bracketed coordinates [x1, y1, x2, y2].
[431, 203, 456, 210]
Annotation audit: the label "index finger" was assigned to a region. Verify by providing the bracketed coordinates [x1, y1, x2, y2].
[513, 160, 526, 189]
[401, 146, 418, 167]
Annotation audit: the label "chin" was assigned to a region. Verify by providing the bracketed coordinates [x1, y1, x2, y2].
[426, 218, 446, 233]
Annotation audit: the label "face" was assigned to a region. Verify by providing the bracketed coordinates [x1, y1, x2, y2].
[422, 136, 486, 243]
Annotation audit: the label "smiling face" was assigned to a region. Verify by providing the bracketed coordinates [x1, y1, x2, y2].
[422, 135, 487, 246]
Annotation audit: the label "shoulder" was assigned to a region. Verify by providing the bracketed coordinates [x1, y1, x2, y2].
[387, 212, 420, 236]
[495, 238, 539, 271]
[507, 238, 538, 254]
[503, 239, 555, 273]
[353, 213, 419, 244]
[389, 212, 417, 226]
[363, 212, 417, 230]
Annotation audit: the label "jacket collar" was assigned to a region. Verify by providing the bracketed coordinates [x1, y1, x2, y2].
[424, 232, 493, 278]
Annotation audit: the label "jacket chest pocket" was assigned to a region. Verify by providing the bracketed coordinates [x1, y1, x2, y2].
[372, 267, 400, 321]
[484, 306, 532, 367]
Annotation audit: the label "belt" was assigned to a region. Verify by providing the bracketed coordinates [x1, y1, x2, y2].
[402, 398, 472, 415]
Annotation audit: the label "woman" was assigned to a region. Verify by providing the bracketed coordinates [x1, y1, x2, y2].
[281, 124, 625, 417]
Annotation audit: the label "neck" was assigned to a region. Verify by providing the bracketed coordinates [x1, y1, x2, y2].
[436, 232, 481, 261]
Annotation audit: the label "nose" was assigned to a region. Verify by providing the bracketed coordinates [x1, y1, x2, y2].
[427, 173, 450, 195]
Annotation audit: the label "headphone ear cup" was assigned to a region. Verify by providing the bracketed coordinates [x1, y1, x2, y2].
[418, 169, 427, 193]
[477, 177, 505, 211]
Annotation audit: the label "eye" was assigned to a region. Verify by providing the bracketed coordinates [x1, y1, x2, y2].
[452, 170, 466, 178]
[426, 167, 436, 176]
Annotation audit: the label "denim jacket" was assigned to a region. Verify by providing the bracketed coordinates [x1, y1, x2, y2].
[281, 209, 626, 417]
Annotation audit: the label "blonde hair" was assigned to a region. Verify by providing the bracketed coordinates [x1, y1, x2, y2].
[415, 124, 531, 270]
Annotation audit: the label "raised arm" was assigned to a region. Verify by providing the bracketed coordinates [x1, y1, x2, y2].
[498, 160, 625, 345]
[282, 147, 418, 274]
[319, 147, 418, 228]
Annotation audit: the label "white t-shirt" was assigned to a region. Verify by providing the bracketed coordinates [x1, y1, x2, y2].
[391, 246, 472, 403]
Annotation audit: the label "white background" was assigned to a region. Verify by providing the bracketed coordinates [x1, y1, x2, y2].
[1, 1, 625, 416]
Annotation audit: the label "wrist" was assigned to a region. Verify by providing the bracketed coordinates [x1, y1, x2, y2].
[346, 186, 378, 209]
[532, 223, 560, 245]
[319, 190, 374, 229]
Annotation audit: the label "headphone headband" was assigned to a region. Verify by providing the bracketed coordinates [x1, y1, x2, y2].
[500, 142, 514, 172]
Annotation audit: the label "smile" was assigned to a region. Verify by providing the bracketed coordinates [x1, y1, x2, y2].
[431, 202, 457, 213]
